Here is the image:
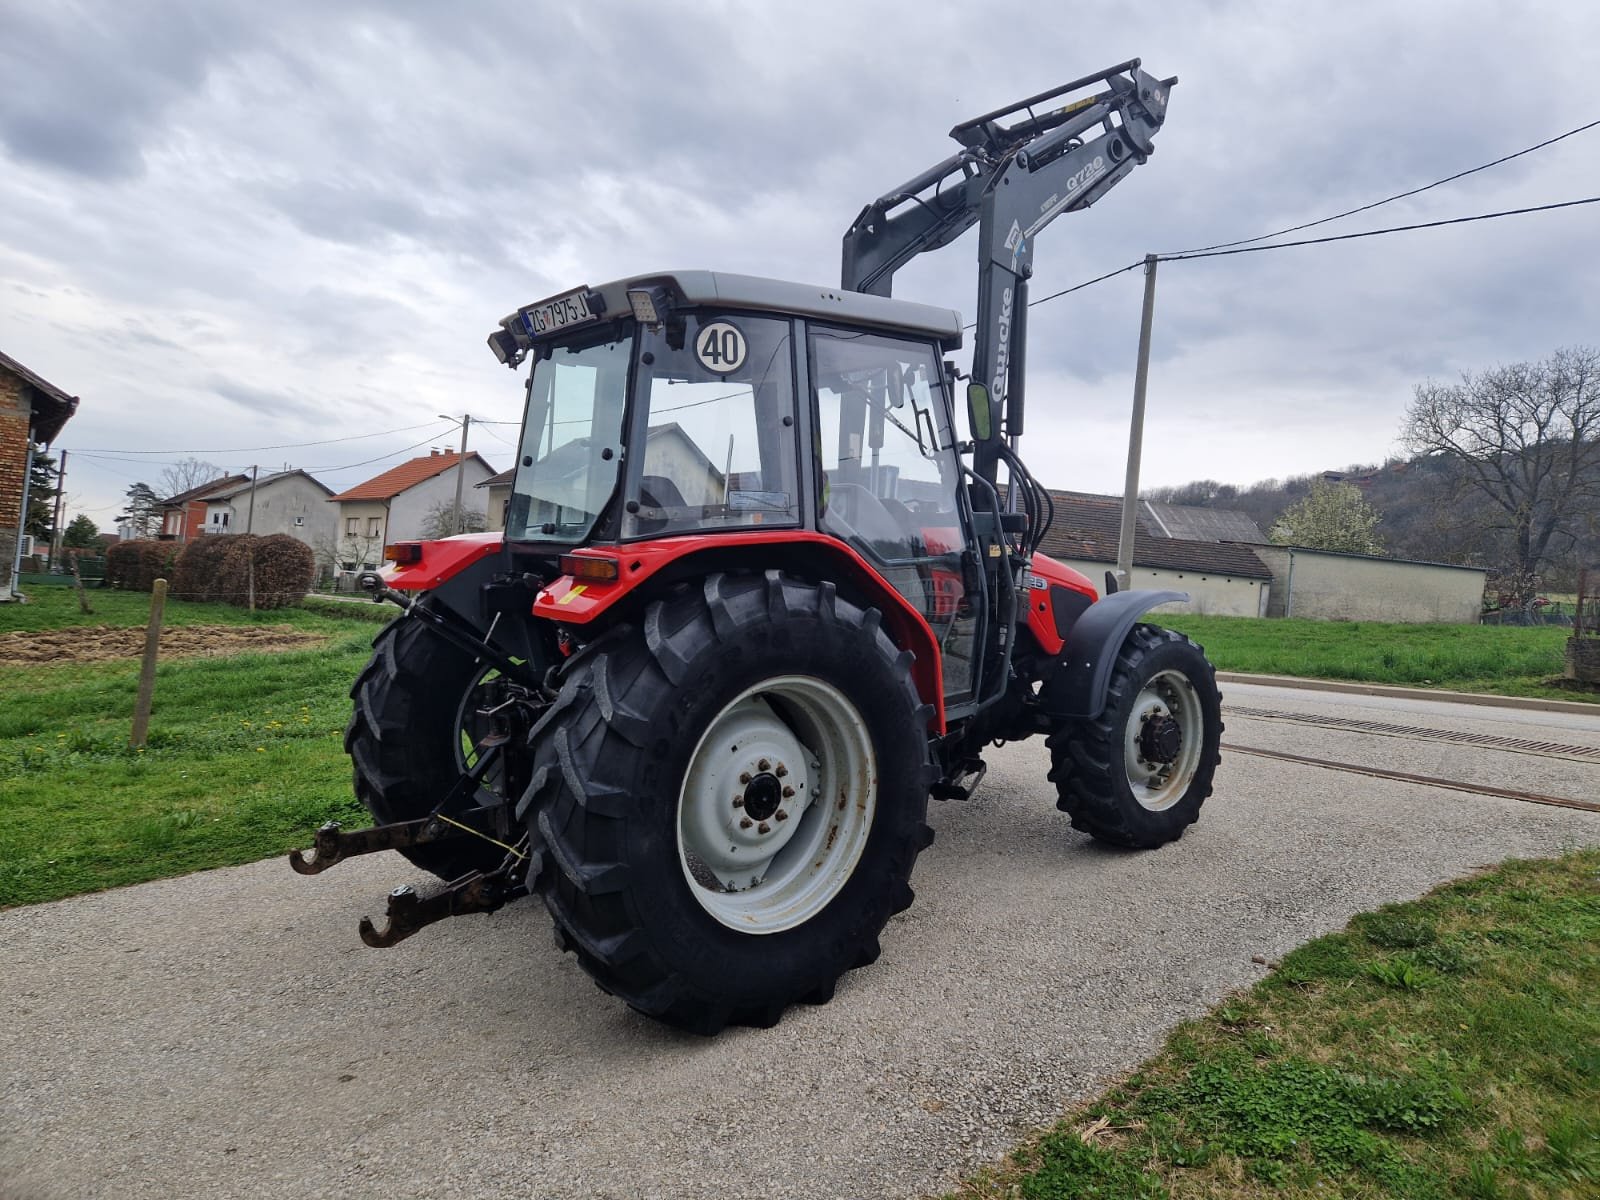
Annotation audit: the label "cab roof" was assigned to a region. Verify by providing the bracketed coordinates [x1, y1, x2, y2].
[506, 270, 964, 350]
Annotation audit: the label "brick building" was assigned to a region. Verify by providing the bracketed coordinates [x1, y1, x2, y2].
[2, 351, 79, 600]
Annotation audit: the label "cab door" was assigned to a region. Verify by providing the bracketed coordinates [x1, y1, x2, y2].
[808, 326, 980, 702]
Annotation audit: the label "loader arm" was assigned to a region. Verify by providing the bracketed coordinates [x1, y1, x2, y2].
[840, 59, 1174, 484]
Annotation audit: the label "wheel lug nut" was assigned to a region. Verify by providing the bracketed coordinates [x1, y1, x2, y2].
[739, 772, 752, 784]
[758, 758, 771, 771]
[758, 822, 771, 835]
[739, 818, 753, 829]
[775, 810, 788, 821]
[732, 796, 744, 808]
[782, 786, 795, 798]
[775, 764, 787, 778]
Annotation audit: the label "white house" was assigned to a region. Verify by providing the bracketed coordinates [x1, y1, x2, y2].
[327, 450, 496, 571]
[198, 470, 336, 555]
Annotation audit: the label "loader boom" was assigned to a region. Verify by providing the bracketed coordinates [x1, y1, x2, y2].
[840, 59, 1174, 482]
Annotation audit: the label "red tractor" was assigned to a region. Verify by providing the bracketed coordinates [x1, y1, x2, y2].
[292, 60, 1221, 1034]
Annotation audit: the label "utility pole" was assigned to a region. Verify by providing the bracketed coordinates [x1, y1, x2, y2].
[440, 414, 471, 535]
[49, 448, 69, 568]
[1116, 254, 1159, 590]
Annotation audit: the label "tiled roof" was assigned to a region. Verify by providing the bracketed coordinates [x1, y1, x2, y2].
[328, 451, 495, 502]
[1143, 501, 1266, 544]
[201, 469, 333, 501]
[0, 349, 79, 442]
[476, 468, 515, 488]
[160, 474, 251, 507]
[1038, 490, 1272, 580]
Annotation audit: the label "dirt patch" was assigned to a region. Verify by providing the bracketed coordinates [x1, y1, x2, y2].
[0, 624, 328, 666]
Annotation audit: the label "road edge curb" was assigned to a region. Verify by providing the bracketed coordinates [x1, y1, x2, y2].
[1215, 672, 1600, 717]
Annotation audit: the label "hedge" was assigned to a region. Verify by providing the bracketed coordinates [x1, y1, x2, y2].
[172, 534, 314, 609]
[104, 540, 179, 591]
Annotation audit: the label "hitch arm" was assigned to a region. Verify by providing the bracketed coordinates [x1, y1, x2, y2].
[359, 862, 528, 948]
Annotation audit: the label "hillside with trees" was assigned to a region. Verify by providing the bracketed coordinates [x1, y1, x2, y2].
[1145, 347, 1600, 598]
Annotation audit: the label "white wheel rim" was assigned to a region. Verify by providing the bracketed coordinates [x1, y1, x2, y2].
[1122, 668, 1204, 811]
[677, 676, 876, 934]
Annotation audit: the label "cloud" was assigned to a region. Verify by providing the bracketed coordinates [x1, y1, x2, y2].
[2, 0, 1598, 521]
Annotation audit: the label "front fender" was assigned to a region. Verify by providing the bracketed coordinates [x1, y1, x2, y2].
[1038, 589, 1188, 719]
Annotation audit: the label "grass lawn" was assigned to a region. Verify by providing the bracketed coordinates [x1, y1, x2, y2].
[951, 848, 1600, 1200]
[0, 587, 390, 907]
[1161, 614, 1595, 704]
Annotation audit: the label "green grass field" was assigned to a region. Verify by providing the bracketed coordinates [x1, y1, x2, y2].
[0, 588, 386, 907]
[951, 849, 1600, 1200]
[1162, 614, 1592, 704]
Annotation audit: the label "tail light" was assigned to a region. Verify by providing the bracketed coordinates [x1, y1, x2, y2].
[559, 553, 620, 582]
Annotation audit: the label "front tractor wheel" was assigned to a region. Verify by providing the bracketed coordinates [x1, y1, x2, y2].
[1047, 624, 1222, 848]
[522, 572, 935, 1035]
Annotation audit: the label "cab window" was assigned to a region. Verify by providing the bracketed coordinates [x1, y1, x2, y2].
[623, 314, 800, 538]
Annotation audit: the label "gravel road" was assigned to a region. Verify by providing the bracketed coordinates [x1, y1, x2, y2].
[3, 682, 1597, 1199]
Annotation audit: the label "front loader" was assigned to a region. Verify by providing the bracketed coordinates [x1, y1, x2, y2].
[292, 59, 1221, 1034]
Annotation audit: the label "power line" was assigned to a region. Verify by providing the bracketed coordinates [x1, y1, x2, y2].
[299, 429, 464, 473]
[1158, 195, 1600, 262]
[1162, 116, 1600, 256]
[65, 419, 452, 456]
[1012, 193, 1600, 322]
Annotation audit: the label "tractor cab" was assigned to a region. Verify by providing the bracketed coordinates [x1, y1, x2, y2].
[492, 270, 986, 701]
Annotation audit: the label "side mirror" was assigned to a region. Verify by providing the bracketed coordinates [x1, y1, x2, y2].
[966, 382, 993, 441]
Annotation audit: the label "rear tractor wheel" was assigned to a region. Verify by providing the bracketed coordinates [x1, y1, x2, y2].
[1047, 624, 1222, 848]
[522, 572, 936, 1035]
[345, 609, 522, 880]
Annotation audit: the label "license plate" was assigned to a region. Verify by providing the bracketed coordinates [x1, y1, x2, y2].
[520, 288, 596, 337]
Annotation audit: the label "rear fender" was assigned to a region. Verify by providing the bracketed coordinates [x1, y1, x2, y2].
[1038, 589, 1188, 719]
[534, 532, 947, 732]
[375, 535, 543, 666]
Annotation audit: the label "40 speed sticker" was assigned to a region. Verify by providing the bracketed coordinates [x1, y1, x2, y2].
[694, 320, 748, 375]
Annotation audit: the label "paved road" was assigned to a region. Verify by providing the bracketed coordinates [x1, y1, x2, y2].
[4, 682, 1597, 1200]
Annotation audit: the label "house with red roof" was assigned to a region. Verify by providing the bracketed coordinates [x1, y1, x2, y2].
[327, 450, 495, 571]
[157, 473, 251, 542]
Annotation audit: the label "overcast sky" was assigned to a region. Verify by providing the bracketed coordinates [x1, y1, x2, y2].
[3, 0, 1598, 528]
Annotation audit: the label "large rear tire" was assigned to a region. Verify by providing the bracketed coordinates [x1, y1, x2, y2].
[345, 610, 511, 879]
[1046, 624, 1222, 848]
[521, 571, 936, 1035]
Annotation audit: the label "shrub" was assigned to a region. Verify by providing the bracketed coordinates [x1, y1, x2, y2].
[175, 533, 314, 609]
[173, 534, 237, 603]
[104, 540, 179, 591]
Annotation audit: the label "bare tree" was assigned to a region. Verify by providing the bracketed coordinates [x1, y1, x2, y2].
[419, 499, 487, 539]
[158, 457, 226, 499]
[1404, 345, 1600, 606]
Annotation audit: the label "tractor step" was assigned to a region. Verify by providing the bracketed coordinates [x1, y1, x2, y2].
[931, 757, 987, 801]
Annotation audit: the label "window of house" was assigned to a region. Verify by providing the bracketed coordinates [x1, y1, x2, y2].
[346, 517, 359, 536]
[293, 516, 304, 526]
[367, 517, 382, 537]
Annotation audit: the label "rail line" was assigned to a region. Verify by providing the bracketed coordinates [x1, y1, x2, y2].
[1228, 706, 1600, 764]
[1223, 743, 1600, 814]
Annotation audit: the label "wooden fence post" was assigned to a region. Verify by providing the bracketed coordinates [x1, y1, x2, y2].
[70, 557, 92, 614]
[131, 578, 168, 748]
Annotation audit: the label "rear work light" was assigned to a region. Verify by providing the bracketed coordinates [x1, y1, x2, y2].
[559, 553, 620, 582]
[384, 542, 423, 565]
